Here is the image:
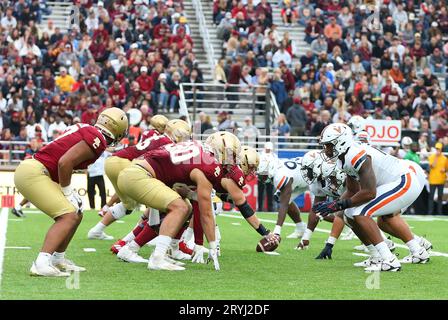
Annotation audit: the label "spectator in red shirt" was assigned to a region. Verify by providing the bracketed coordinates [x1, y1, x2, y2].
[108, 80, 126, 107]
[136, 66, 154, 93]
[280, 63, 295, 93]
[153, 18, 171, 39]
[231, 1, 247, 19]
[81, 105, 97, 126]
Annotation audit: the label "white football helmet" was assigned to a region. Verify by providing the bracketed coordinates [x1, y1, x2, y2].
[355, 130, 371, 144]
[300, 150, 324, 184]
[320, 160, 346, 192]
[320, 124, 354, 161]
[347, 115, 365, 134]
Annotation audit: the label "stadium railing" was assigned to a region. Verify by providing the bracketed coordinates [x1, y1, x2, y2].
[179, 82, 277, 131]
[191, 0, 215, 76]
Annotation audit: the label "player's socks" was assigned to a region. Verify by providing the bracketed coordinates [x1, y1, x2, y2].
[367, 244, 381, 258]
[302, 228, 313, 241]
[154, 235, 172, 256]
[181, 227, 194, 242]
[36, 252, 52, 267]
[90, 222, 106, 233]
[132, 222, 146, 237]
[273, 225, 282, 235]
[122, 231, 136, 243]
[406, 237, 422, 254]
[51, 251, 65, 264]
[15, 204, 22, 211]
[135, 224, 158, 247]
[296, 222, 306, 232]
[375, 241, 395, 260]
[128, 240, 141, 252]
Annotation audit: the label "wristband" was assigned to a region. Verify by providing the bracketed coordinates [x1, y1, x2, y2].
[256, 224, 269, 236]
[338, 198, 352, 210]
[61, 185, 73, 196]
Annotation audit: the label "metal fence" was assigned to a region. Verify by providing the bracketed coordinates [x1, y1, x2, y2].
[179, 82, 277, 131]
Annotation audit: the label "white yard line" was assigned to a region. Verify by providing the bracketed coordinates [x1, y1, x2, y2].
[218, 213, 448, 258]
[0, 208, 9, 290]
[5, 246, 31, 250]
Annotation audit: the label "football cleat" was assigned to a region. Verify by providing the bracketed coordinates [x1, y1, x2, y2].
[364, 256, 401, 272]
[165, 255, 186, 267]
[111, 239, 126, 254]
[354, 244, 369, 252]
[295, 239, 309, 250]
[168, 249, 192, 261]
[340, 229, 356, 240]
[385, 237, 396, 252]
[53, 258, 86, 272]
[354, 256, 382, 268]
[400, 248, 430, 264]
[286, 223, 307, 239]
[87, 230, 114, 240]
[419, 237, 433, 251]
[117, 245, 147, 263]
[11, 208, 25, 218]
[30, 261, 70, 277]
[178, 240, 193, 255]
[148, 253, 185, 271]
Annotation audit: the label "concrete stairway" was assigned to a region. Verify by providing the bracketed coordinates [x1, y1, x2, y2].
[267, 0, 309, 67]
[183, 0, 214, 82]
[38, 1, 72, 33]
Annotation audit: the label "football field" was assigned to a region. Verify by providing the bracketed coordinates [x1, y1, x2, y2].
[1, 208, 448, 300]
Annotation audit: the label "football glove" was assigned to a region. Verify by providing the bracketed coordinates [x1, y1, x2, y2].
[191, 245, 206, 264]
[312, 199, 351, 217]
[207, 247, 220, 271]
[62, 186, 83, 214]
[315, 243, 333, 259]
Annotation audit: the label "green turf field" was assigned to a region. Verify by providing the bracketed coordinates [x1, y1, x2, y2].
[1, 209, 448, 300]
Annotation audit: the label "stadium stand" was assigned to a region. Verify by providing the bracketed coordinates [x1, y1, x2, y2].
[0, 0, 447, 166]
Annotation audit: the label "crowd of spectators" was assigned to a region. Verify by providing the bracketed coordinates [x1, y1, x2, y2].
[213, 0, 448, 155]
[0, 0, 202, 162]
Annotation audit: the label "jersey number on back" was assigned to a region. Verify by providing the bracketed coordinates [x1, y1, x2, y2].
[135, 135, 163, 151]
[166, 143, 201, 164]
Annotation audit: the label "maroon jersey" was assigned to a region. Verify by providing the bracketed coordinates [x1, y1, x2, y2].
[113, 134, 172, 161]
[223, 165, 246, 190]
[144, 141, 225, 190]
[140, 128, 159, 142]
[34, 124, 107, 182]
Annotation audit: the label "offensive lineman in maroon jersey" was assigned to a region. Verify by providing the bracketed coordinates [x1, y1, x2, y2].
[96, 114, 168, 217]
[87, 119, 190, 240]
[14, 108, 128, 277]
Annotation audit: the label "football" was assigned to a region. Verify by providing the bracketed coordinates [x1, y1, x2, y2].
[256, 234, 281, 252]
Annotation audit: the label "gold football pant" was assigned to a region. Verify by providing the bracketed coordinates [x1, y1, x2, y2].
[104, 156, 136, 210]
[117, 165, 181, 212]
[14, 159, 76, 219]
